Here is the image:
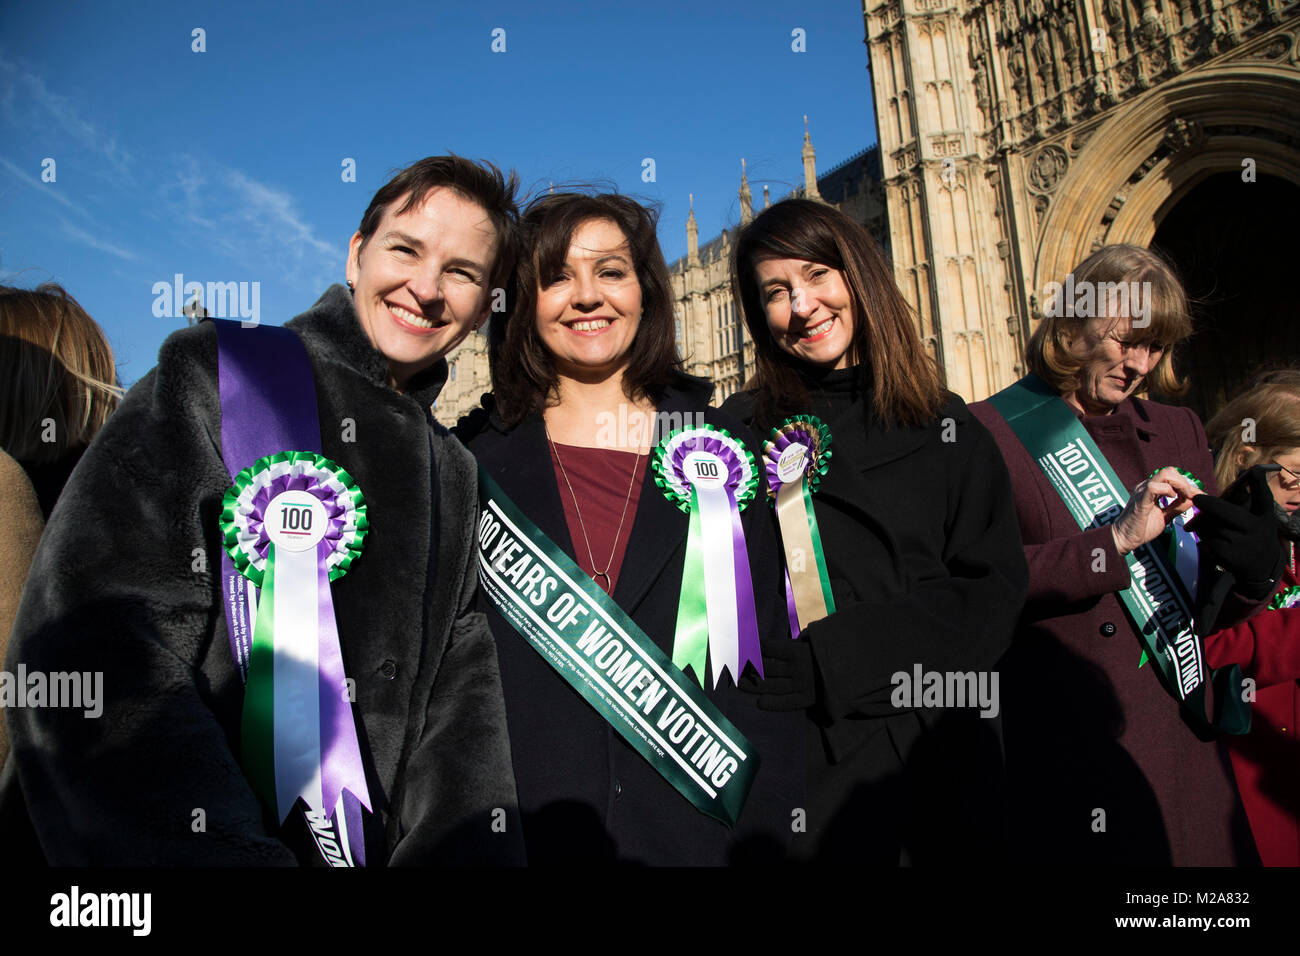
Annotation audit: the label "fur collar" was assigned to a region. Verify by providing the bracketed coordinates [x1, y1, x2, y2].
[286, 284, 449, 410]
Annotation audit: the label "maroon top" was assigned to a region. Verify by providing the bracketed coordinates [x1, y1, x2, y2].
[971, 392, 1257, 865]
[548, 441, 645, 595]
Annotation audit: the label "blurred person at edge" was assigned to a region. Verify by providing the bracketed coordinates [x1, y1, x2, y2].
[0, 282, 123, 770]
[455, 191, 802, 864]
[1, 156, 526, 865]
[721, 198, 1029, 864]
[971, 244, 1284, 864]
[1203, 369, 1300, 866]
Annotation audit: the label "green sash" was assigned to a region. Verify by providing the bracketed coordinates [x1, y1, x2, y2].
[988, 375, 1249, 734]
[475, 469, 759, 827]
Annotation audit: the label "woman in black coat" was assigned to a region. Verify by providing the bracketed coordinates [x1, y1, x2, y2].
[456, 191, 802, 865]
[721, 199, 1028, 863]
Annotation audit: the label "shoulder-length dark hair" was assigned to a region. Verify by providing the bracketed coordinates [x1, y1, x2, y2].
[731, 198, 944, 430]
[489, 191, 683, 426]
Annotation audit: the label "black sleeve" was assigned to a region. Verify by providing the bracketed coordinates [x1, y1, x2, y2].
[388, 453, 525, 865]
[4, 326, 298, 865]
[803, 416, 1029, 721]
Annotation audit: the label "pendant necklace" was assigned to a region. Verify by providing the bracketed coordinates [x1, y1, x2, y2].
[547, 424, 644, 594]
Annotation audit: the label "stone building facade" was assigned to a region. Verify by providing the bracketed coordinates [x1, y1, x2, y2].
[866, 0, 1300, 414]
[436, 0, 1300, 423]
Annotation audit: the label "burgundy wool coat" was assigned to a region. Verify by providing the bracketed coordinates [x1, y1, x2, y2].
[971, 389, 1258, 866]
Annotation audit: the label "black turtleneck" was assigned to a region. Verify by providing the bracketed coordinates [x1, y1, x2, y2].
[797, 365, 871, 429]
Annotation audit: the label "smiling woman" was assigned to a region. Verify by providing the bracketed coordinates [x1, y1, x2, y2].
[1, 155, 528, 867]
[346, 159, 518, 392]
[722, 198, 1028, 864]
[455, 190, 804, 865]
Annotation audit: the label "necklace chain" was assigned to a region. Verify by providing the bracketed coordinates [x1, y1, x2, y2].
[546, 424, 644, 594]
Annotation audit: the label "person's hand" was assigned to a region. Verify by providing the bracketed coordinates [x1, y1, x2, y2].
[739, 637, 817, 711]
[1187, 466, 1285, 600]
[1111, 466, 1199, 556]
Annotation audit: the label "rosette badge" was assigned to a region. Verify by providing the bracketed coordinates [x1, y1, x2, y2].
[652, 424, 762, 689]
[764, 416, 835, 634]
[220, 450, 372, 827]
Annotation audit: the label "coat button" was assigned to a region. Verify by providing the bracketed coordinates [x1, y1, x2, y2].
[613, 779, 623, 798]
[380, 659, 397, 680]
[1100, 622, 1117, 637]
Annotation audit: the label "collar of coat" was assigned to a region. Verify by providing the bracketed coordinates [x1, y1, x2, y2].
[1068, 392, 1164, 440]
[285, 283, 449, 410]
[726, 383, 962, 474]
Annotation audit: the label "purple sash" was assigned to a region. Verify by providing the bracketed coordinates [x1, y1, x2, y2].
[212, 318, 368, 866]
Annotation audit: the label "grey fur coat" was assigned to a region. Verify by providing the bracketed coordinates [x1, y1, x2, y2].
[1, 285, 522, 865]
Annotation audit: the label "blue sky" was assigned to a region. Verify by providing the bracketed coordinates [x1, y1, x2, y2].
[1, 0, 878, 384]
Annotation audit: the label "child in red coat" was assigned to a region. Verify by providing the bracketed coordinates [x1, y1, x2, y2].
[1204, 371, 1300, 866]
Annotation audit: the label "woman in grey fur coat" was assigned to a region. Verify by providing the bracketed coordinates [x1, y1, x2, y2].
[0, 156, 524, 865]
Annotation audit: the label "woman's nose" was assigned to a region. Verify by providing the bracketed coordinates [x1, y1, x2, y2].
[571, 271, 602, 308]
[791, 286, 814, 318]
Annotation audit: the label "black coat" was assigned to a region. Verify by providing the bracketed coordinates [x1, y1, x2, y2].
[1, 286, 522, 865]
[456, 375, 804, 864]
[722, 382, 1028, 863]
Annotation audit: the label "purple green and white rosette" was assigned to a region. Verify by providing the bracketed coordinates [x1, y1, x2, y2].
[652, 424, 762, 689]
[764, 416, 835, 636]
[220, 450, 372, 829]
[1269, 585, 1300, 611]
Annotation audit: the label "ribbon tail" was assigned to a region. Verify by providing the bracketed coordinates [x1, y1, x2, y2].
[698, 486, 741, 688]
[672, 488, 710, 687]
[803, 485, 836, 615]
[783, 566, 800, 639]
[317, 538, 372, 815]
[728, 492, 763, 680]
[775, 479, 830, 630]
[241, 546, 278, 817]
[272, 545, 324, 822]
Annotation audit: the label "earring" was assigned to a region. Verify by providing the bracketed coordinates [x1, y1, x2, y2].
[346, 280, 355, 292]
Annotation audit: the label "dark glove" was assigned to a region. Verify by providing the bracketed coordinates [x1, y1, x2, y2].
[739, 637, 817, 711]
[1188, 466, 1285, 601]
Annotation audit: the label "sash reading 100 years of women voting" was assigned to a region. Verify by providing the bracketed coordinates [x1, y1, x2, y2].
[475, 469, 759, 827]
[988, 374, 1249, 735]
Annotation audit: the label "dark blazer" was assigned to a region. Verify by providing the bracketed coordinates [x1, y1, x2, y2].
[456, 374, 803, 865]
[1, 285, 522, 865]
[971, 389, 1257, 865]
[723, 387, 1028, 864]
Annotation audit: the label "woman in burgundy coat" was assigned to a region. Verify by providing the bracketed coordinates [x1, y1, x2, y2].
[970, 245, 1282, 865]
[1203, 372, 1300, 866]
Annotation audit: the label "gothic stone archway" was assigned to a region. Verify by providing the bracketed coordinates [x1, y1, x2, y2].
[1031, 65, 1300, 418]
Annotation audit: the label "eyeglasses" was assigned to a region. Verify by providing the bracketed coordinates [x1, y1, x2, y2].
[1270, 462, 1300, 490]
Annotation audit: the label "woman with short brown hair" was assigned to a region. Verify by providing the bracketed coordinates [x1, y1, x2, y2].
[1024, 243, 1192, 402]
[971, 244, 1282, 864]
